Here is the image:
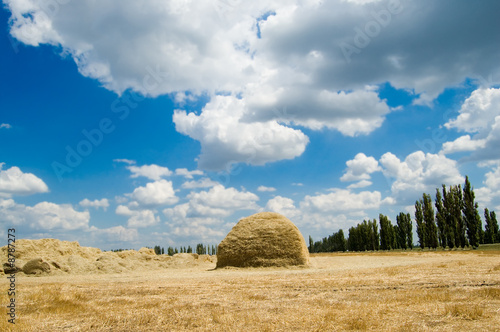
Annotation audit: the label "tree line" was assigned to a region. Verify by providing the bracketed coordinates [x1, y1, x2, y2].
[153, 243, 218, 256]
[309, 176, 499, 253]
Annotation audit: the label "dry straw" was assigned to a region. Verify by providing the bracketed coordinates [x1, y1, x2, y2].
[216, 212, 310, 268]
[0, 238, 210, 276]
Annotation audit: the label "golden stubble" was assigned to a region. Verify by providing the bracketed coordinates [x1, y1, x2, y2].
[1, 250, 499, 331]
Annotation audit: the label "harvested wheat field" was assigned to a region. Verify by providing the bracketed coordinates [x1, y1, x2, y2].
[1, 244, 499, 331]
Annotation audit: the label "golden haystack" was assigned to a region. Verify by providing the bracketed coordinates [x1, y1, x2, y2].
[216, 212, 309, 268]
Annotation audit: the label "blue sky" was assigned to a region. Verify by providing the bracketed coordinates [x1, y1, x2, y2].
[1, 0, 499, 250]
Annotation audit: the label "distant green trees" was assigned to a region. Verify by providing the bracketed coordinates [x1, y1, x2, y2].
[413, 176, 496, 250]
[347, 219, 379, 252]
[435, 188, 446, 247]
[309, 175, 498, 253]
[439, 184, 467, 248]
[484, 209, 499, 244]
[414, 193, 438, 249]
[318, 214, 412, 253]
[311, 230, 347, 252]
[463, 176, 482, 248]
[153, 245, 164, 255]
[196, 243, 205, 255]
[396, 212, 412, 250]
[161, 244, 217, 256]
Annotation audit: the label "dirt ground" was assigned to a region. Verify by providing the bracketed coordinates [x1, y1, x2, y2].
[1, 250, 499, 331]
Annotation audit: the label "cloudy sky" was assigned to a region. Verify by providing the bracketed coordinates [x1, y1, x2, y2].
[1, 0, 499, 250]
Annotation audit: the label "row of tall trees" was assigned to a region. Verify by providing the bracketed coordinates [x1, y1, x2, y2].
[309, 213, 413, 253]
[155, 244, 218, 256]
[309, 176, 499, 253]
[308, 230, 347, 253]
[416, 176, 499, 249]
[484, 209, 499, 244]
[153, 245, 165, 255]
[347, 219, 379, 252]
[346, 213, 413, 252]
[195, 243, 218, 255]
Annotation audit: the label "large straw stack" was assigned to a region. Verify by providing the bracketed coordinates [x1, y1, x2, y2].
[216, 212, 309, 268]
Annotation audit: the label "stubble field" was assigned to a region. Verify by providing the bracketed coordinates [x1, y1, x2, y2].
[2, 250, 499, 331]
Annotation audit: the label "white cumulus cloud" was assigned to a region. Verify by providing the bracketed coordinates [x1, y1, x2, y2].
[181, 178, 219, 189]
[258, 185, 277, 192]
[301, 189, 383, 214]
[173, 95, 309, 170]
[115, 205, 159, 228]
[380, 151, 463, 203]
[0, 199, 89, 230]
[445, 88, 500, 134]
[443, 88, 500, 163]
[245, 87, 392, 136]
[184, 184, 260, 218]
[475, 165, 500, 211]
[0, 164, 49, 197]
[90, 225, 139, 242]
[79, 198, 110, 211]
[127, 164, 172, 180]
[265, 196, 300, 219]
[341, 153, 381, 182]
[441, 135, 487, 154]
[175, 168, 204, 179]
[347, 180, 373, 189]
[128, 179, 178, 206]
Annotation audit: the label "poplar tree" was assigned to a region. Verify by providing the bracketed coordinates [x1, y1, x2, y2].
[405, 213, 413, 250]
[463, 176, 480, 248]
[455, 185, 467, 248]
[335, 229, 347, 252]
[423, 193, 438, 249]
[360, 220, 370, 251]
[327, 229, 347, 252]
[379, 214, 392, 250]
[484, 209, 499, 244]
[396, 214, 406, 249]
[390, 224, 398, 249]
[491, 211, 499, 243]
[441, 185, 455, 248]
[415, 199, 425, 249]
[435, 188, 447, 248]
[445, 184, 466, 248]
[477, 214, 485, 245]
[347, 227, 358, 251]
[396, 212, 412, 250]
[370, 219, 380, 251]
